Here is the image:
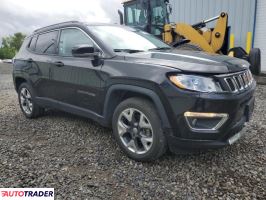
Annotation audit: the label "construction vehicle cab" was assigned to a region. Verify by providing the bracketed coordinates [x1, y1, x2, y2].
[121, 0, 261, 75]
[122, 0, 170, 37]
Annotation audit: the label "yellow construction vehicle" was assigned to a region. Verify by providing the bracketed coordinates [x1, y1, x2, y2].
[119, 0, 261, 75]
[164, 13, 228, 52]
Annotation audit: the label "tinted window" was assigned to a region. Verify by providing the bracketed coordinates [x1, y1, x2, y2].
[28, 36, 37, 51]
[59, 28, 94, 56]
[35, 31, 58, 54]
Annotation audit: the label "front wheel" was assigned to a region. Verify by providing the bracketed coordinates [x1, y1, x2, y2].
[112, 98, 167, 161]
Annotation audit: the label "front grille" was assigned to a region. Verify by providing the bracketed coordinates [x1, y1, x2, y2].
[218, 70, 254, 93]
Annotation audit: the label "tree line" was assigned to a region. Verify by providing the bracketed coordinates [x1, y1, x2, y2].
[0, 33, 26, 59]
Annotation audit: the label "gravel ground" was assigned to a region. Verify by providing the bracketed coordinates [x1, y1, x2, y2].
[0, 63, 265, 199]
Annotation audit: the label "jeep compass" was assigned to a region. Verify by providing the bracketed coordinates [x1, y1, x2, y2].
[13, 22, 256, 161]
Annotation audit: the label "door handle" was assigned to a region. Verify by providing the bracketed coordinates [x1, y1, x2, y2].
[54, 61, 64, 67]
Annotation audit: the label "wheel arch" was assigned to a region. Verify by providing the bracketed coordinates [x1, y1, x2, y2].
[14, 76, 28, 92]
[103, 84, 170, 129]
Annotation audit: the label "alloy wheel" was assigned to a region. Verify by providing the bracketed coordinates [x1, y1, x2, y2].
[20, 88, 33, 115]
[117, 108, 153, 154]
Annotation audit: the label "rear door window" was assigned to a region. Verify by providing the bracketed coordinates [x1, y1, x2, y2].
[35, 30, 58, 54]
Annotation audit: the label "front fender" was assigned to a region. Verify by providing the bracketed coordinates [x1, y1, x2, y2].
[103, 84, 171, 128]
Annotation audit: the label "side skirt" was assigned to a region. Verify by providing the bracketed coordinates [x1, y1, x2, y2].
[35, 97, 108, 127]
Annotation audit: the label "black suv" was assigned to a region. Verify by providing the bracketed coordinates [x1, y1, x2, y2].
[13, 21, 255, 161]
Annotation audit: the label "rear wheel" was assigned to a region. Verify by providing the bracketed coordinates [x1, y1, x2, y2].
[112, 98, 167, 161]
[18, 83, 44, 118]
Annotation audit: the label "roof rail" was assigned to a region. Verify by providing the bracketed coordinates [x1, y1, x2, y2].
[33, 21, 80, 33]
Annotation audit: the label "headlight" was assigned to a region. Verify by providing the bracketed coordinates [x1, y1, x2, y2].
[169, 74, 222, 92]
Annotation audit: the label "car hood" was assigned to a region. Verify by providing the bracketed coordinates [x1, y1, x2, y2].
[123, 49, 249, 74]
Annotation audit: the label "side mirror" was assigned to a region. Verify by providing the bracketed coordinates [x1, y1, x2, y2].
[72, 44, 100, 58]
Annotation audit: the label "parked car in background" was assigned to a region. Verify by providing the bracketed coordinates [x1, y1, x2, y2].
[0, 59, 3, 63]
[3, 59, 13, 63]
[13, 22, 256, 161]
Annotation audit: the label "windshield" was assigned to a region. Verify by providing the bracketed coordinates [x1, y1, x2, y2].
[89, 25, 170, 52]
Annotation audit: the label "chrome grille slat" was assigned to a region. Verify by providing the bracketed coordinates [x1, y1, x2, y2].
[231, 77, 239, 90]
[234, 76, 244, 90]
[241, 74, 247, 86]
[223, 70, 253, 93]
[247, 71, 252, 85]
[244, 73, 249, 87]
[237, 75, 244, 90]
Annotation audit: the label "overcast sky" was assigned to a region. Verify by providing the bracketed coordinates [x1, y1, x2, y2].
[0, 0, 123, 42]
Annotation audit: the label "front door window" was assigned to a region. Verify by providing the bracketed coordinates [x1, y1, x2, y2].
[59, 28, 93, 56]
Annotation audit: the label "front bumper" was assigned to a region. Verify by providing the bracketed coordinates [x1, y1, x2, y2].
[166, 114, 247, 153]
[162, 81, 256, 153]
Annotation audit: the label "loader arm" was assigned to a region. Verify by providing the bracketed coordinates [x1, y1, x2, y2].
[166, 12, 228, 53]
[210, 12, 228, 52]
[175, 23, 215, 53]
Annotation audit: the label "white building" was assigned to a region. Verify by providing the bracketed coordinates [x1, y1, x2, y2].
[169, 0, 265, 72]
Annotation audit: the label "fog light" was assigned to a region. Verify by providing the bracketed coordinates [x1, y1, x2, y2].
[184, 112, 228, 131]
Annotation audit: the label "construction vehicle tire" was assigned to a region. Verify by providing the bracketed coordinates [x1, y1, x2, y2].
[249, 48, 261, 75]
[175, 43, 203, 51]
[228, 47, 247, 58]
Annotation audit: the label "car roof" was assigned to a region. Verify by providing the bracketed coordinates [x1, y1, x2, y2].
[30, 21, 123, 58]
[33, 21, 81, 34]
[33, 21, 121, 35]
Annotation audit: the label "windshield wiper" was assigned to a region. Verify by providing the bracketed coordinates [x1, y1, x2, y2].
[114, 49, 144, 53]
[149, 47, 172, 51]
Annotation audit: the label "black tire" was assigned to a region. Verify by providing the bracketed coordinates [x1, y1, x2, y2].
[175, 43, 203, 51]
[112, 97, 167, 162]
[249, 48, 261, 75]
[18, 82, 44, 118]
